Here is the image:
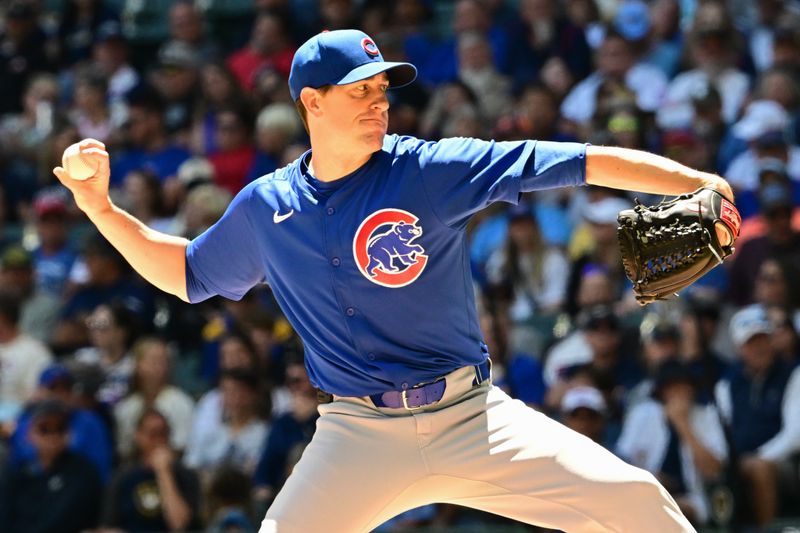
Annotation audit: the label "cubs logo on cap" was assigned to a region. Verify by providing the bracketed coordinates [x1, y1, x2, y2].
[361, 37, 380, 57]
[353, 209, 428, 288]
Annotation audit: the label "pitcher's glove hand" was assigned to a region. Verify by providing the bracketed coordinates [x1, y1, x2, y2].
[617, 188, 741, 305]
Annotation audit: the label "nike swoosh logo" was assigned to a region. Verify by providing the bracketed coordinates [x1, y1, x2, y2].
[273, 210, 294, 224]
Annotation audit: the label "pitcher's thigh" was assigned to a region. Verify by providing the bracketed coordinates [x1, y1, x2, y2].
[430, 387, 696, 532]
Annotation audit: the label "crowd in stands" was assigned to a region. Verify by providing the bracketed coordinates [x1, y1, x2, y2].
[0, 0, 799, 531]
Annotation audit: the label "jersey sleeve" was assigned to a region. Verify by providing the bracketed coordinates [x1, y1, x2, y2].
[416, 137, 586, 227]
[185, 185, 265, 303]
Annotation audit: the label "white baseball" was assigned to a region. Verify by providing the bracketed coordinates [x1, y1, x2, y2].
[62, 143, 98, 181]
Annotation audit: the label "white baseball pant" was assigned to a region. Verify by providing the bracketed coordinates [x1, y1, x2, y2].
[260, 364, 696, 532]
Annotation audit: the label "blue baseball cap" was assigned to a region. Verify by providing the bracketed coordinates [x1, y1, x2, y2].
[289, 29, 417, 101]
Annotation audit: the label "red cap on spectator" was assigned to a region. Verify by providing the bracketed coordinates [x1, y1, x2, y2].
[34, 193, 68, 218]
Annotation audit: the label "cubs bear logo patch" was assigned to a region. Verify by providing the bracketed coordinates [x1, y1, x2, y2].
[353, 209, 428, 288]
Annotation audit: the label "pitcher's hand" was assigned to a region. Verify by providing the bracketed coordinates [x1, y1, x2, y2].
[53, 138, 112, 216]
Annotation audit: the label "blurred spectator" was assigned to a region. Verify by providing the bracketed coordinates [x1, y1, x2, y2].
[250, 63, 294, 111]
[153, 40, 201, 139]
[0, 245, 59, 342]
[121, 169, 175, 234]
[188, 333, 263, 463]
[205, 466, 257, 533]
[110, 87, 191, 186]
[9, 364, 113, 483]
[91, 20, 139, 126]
[772, 23, 800, 74]
[748, 0, 799, 72]
[485, 203, 568, 320]
[318, 0, 360, 32]
[0, 72, 58, 170]
[71, 301, 139, 406]
[560, 385, 609, 447]
[657, 2, 750, 130]
[494, 83, 573, 142]
[31, 189, 77, 298]
[627, 315, 681, 409]
[764, 305, 800, 365]
[168, 0, 220, 61]
[101, 409, 201, 532]
[0, 1, 52, 115]
[728, 180, 800, 306]
[642, 0, 684, 78]
[114, 337, 195, 460]
[661, 129, 714, 175]
[184, 369, 269, 481]
[248, 102, 303, 183]
[166, 156, 215, 223]
[227, 11, 296, 93]
[689, 86, 732, 172]
[0, 289, 53, 423]
[478, 294, 547, 407]
[252, 358, 317, 508]
[545, 304, 641, 416]
[592, 103, 649, 150]
[0, 399, 102, 533]
[752, 256, 800, 313]
[716, 305, 800, 528]
[191, 62, 245, 155]
[456, 32, 511, 124]
[678, 296, 727, 400]
[208, 106, 258, 195]
[69, 65, 113, 143]
[54, 233, 154, 352]
[564, 0, 604, 50]
[560, 32, 667, 132]
[566, 195, 631, 309]
[421, 0, 511, 87]
[539, 55, 575, 102]
[56, 0, 118, 68]
[617, 358, 727, 526]
[756, 67, 800, 118]
[177, 183, 232, 240]
[509, 0, 591, 92]
[419, 81, 480, 140]
[726, 100, 799, 195]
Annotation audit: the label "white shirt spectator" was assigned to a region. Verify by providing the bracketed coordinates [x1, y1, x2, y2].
[183, 417, 268, 475]
[616, 399, 728, 524]
[485, 247, 569, 321]
[560, 63, 667, 125]
[725, 146, 800, 191]
[0, 335, 53, 421]
[657, 68, 750, 129]
[114, 385, 195, 458]
[187, 386, 293, 456]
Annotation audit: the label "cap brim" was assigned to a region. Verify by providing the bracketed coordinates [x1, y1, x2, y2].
[335, 61, 417, 90]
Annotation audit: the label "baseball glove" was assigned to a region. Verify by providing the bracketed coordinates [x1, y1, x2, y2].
[617, 188, 741, 305]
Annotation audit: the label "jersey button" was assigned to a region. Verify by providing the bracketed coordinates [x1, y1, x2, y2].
[367, 353, 376, 361]
[345, 307, 355, 316]
[401, 382, 409, 390]
[331, 257, 341, 267]
[326, 207, 335, 215]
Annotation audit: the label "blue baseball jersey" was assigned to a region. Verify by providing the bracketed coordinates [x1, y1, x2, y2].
[186, 135, 586, 397]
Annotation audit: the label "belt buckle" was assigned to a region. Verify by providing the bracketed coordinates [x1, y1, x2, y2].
[401, 389, 421, 411]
